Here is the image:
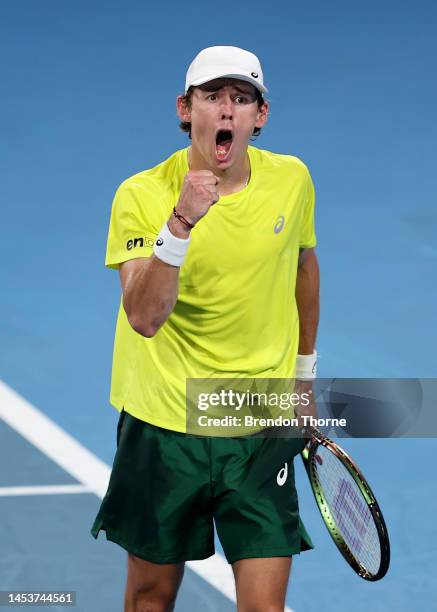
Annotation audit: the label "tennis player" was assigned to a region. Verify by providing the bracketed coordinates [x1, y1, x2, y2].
[92, 45, 320, 612]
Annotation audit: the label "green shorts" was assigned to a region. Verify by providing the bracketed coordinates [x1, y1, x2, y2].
[91, 410, 314, 564]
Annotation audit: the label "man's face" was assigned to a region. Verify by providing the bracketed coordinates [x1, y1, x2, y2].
[177, 78, 269, 170]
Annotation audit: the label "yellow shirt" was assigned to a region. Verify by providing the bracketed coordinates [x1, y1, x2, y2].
[106, 145, 316, 432]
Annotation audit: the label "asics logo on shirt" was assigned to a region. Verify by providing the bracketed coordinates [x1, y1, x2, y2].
[276, 462, 288, 486]
[274, 216, 285, 234]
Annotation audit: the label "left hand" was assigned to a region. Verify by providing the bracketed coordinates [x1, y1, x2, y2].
[293, 379, 318, 435]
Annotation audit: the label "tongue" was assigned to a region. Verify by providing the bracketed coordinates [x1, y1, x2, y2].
[216, 141, 231, 159]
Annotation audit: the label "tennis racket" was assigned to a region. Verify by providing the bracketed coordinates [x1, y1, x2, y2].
[301, 427, 390, 580]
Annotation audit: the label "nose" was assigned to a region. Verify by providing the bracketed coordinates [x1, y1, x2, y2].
[219, 96, 233, 120]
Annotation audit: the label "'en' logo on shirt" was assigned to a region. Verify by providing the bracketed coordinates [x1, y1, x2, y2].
[126, 236, 155, 250]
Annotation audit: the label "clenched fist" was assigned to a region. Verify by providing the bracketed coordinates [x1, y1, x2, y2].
[176, 170, 220, 226]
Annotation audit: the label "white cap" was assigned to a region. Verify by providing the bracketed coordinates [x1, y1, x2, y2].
[185, 46, 268, 94]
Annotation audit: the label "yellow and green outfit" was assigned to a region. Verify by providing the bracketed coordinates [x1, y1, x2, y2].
[92, 145, 317, 563]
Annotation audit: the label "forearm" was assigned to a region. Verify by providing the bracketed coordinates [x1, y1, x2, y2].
[122, 216, 191, 337]
[295, 249, 320, 354]
[123, 257, 180, 337]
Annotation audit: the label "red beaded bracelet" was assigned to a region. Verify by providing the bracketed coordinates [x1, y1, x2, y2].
[173, 207, 195, 229]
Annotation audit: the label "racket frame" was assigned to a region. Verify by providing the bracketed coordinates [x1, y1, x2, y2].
[301, 428, 390, 581]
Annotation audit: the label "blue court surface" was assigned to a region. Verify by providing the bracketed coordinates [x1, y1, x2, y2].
[1, 1, 436, 610]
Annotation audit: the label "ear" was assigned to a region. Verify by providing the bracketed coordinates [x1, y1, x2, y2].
[176, 95, 191, 123]
[254, 100, 269, 129]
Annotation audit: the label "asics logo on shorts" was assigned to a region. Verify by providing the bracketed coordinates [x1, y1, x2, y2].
[277, 462, 288, 486]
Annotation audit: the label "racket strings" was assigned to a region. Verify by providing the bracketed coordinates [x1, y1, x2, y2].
[312, 445, 381, 575]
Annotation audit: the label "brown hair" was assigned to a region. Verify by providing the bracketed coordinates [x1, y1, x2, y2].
[178, 85, 266, 140]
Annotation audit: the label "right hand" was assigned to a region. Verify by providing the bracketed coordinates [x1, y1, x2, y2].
[175, 170, 220, 227]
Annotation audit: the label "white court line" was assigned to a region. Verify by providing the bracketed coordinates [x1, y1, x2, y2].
[0, 484, 91, 496]
[0, 380, 294, 612]
[0, 381, 110, 499]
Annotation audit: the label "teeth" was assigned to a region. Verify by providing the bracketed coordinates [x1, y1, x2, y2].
[216, 144, 228, 159]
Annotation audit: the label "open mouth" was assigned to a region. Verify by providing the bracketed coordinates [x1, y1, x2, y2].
[215, 129, 233, 160]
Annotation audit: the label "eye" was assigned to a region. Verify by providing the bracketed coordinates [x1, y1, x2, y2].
[206, 94, 217, 101]
[235, 96, 247, 104]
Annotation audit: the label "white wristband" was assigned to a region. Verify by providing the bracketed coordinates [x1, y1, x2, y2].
[295, 351, 317, 380]
[153, 222, 191, 267]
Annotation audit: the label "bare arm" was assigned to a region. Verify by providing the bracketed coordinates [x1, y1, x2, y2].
[120, 170, 220, 338]
[295, 248, 320, 354]
[294, 248, 320, 425]
[120, 250, 180, 338]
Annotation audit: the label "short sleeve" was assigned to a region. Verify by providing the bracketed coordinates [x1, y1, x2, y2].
[299, 170, 317, 249]
[105, 182, 160, 270]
